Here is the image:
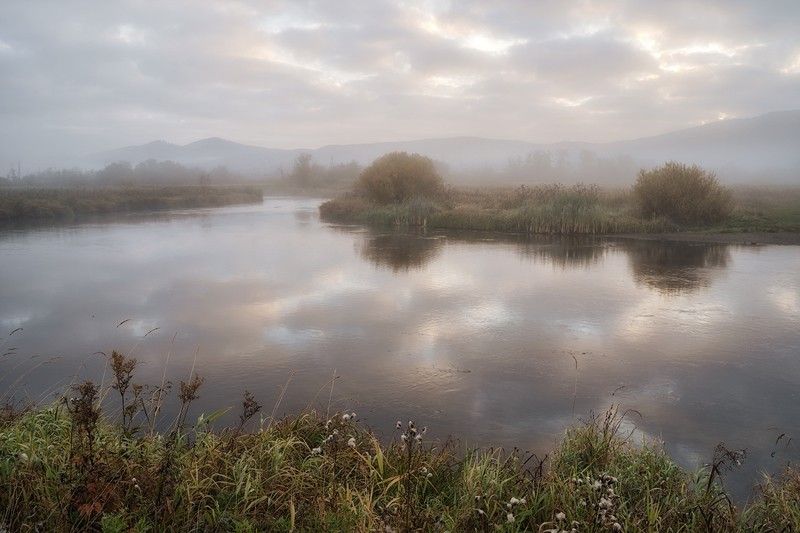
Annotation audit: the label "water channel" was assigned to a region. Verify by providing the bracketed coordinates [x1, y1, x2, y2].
[1, 197, 798, 500]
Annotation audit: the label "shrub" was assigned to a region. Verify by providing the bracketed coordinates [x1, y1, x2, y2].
[354, 152, 443, 205]
[633, 162, 732, 224]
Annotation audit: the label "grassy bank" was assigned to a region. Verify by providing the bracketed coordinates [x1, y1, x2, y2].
[2, 373, 799, 531]
[0, 185, 264, 224]
[320, 184, 800, 236]
[714, 185, 800, 233]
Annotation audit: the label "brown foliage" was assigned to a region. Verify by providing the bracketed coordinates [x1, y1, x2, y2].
[633, 162, 732, 224]
[354, 152, 443, 205]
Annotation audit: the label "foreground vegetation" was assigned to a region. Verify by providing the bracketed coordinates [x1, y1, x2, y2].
[1, 351, 799, 531]
[0, 185, 264, 224]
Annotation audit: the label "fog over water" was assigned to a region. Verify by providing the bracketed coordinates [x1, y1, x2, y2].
[1, 198, 799, 500]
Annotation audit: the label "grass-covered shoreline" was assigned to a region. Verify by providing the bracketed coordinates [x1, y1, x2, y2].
[320, 184, 800, 239]
[2, 383, 799, 531]
[0, 185, 264, 225]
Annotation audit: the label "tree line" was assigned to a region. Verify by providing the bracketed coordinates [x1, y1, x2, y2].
[1, 160, 238, 187]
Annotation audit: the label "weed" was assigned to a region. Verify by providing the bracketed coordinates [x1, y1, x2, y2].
[2, 361, 800, 531]
[109, 350, 140, 433]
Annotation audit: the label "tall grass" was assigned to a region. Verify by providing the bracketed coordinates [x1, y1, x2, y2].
[0, 185, 264, 224]
[320, 183, 675, 235]
[720, 185, 800, 232]
[2, 351, 800, 531]
[513, 183, 650, 234]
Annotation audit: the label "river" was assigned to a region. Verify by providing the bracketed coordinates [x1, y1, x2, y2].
[1, 197, 798, 500]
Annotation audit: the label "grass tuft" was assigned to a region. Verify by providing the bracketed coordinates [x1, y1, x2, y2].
[2, 385, 800, 531]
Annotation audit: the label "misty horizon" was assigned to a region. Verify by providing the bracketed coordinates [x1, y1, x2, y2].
[2, 1, 799, 176]
[4, 109, 796, 187]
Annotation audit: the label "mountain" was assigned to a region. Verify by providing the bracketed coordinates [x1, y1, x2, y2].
[86, 137, 303, 175]
[79, 110, 799, 184]
[601, 110, 800, 172]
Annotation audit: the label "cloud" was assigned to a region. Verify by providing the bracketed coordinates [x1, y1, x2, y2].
[0, 0, 798, 169]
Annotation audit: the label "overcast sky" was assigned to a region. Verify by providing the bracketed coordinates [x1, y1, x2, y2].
[1, 0, 799, 170]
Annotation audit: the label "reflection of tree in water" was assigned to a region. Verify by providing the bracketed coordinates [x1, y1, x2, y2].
[358, 229, 444, 272]
[627, 241, 731, 294]
[294, 209, 313, 223]
[515, 235, 606, 269]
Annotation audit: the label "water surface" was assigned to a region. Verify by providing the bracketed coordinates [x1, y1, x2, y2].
[1, 197, 798, 499]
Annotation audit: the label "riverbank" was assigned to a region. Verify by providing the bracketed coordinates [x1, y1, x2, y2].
[319, 184, 800, 244]
[0, 185, 264, 225]
[613, 230, 800, 246]
[1, 398, 798, 532]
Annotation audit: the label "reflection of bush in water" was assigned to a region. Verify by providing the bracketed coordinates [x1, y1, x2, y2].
[515, 235, 606, 269]
[358, 230, 444, 272]
[627, 241, 731, 294]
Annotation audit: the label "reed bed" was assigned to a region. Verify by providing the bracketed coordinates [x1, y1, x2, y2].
[322, 183, 674, 235]
[720, 185, 800, 232]
[322, 180, 800, 237]
[0, 185, 264, 224]
[2, 351, 800, 531]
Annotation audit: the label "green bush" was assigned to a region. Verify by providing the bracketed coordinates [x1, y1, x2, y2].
[633, 162, 732, 224]
[354, 152, 443, 205]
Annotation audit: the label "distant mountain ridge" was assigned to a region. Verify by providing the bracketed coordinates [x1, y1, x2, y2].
[80, 110, 799, 184]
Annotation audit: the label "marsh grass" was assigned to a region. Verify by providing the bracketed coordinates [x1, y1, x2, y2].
[0, 185, 264, 224]
[322, 180, 800, 237]
[715, 185, 800, 233]
[321, 183, 675, 235]
[3, 346, 800, 532]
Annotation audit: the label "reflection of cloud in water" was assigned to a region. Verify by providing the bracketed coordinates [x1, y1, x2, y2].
[462, 302, 517, 329]
[1, 313, 32, 329]
[424, 268, 476, 292]
[769, 286, 799, 318]
[263, 326, 324, 347]
[124, 318, 159, 338]
[627, 377, 681, 405]
[560, 319, 602, 340]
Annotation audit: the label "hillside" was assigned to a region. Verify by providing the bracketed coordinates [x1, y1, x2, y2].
[56, 110, 799, 185]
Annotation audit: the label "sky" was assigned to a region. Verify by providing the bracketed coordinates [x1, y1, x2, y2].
[1, 0, 799, 171]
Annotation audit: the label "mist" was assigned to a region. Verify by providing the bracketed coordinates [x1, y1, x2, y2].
[2, 1, 799, 182]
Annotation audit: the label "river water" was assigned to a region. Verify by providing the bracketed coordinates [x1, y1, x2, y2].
[1, 197, 798, 499]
